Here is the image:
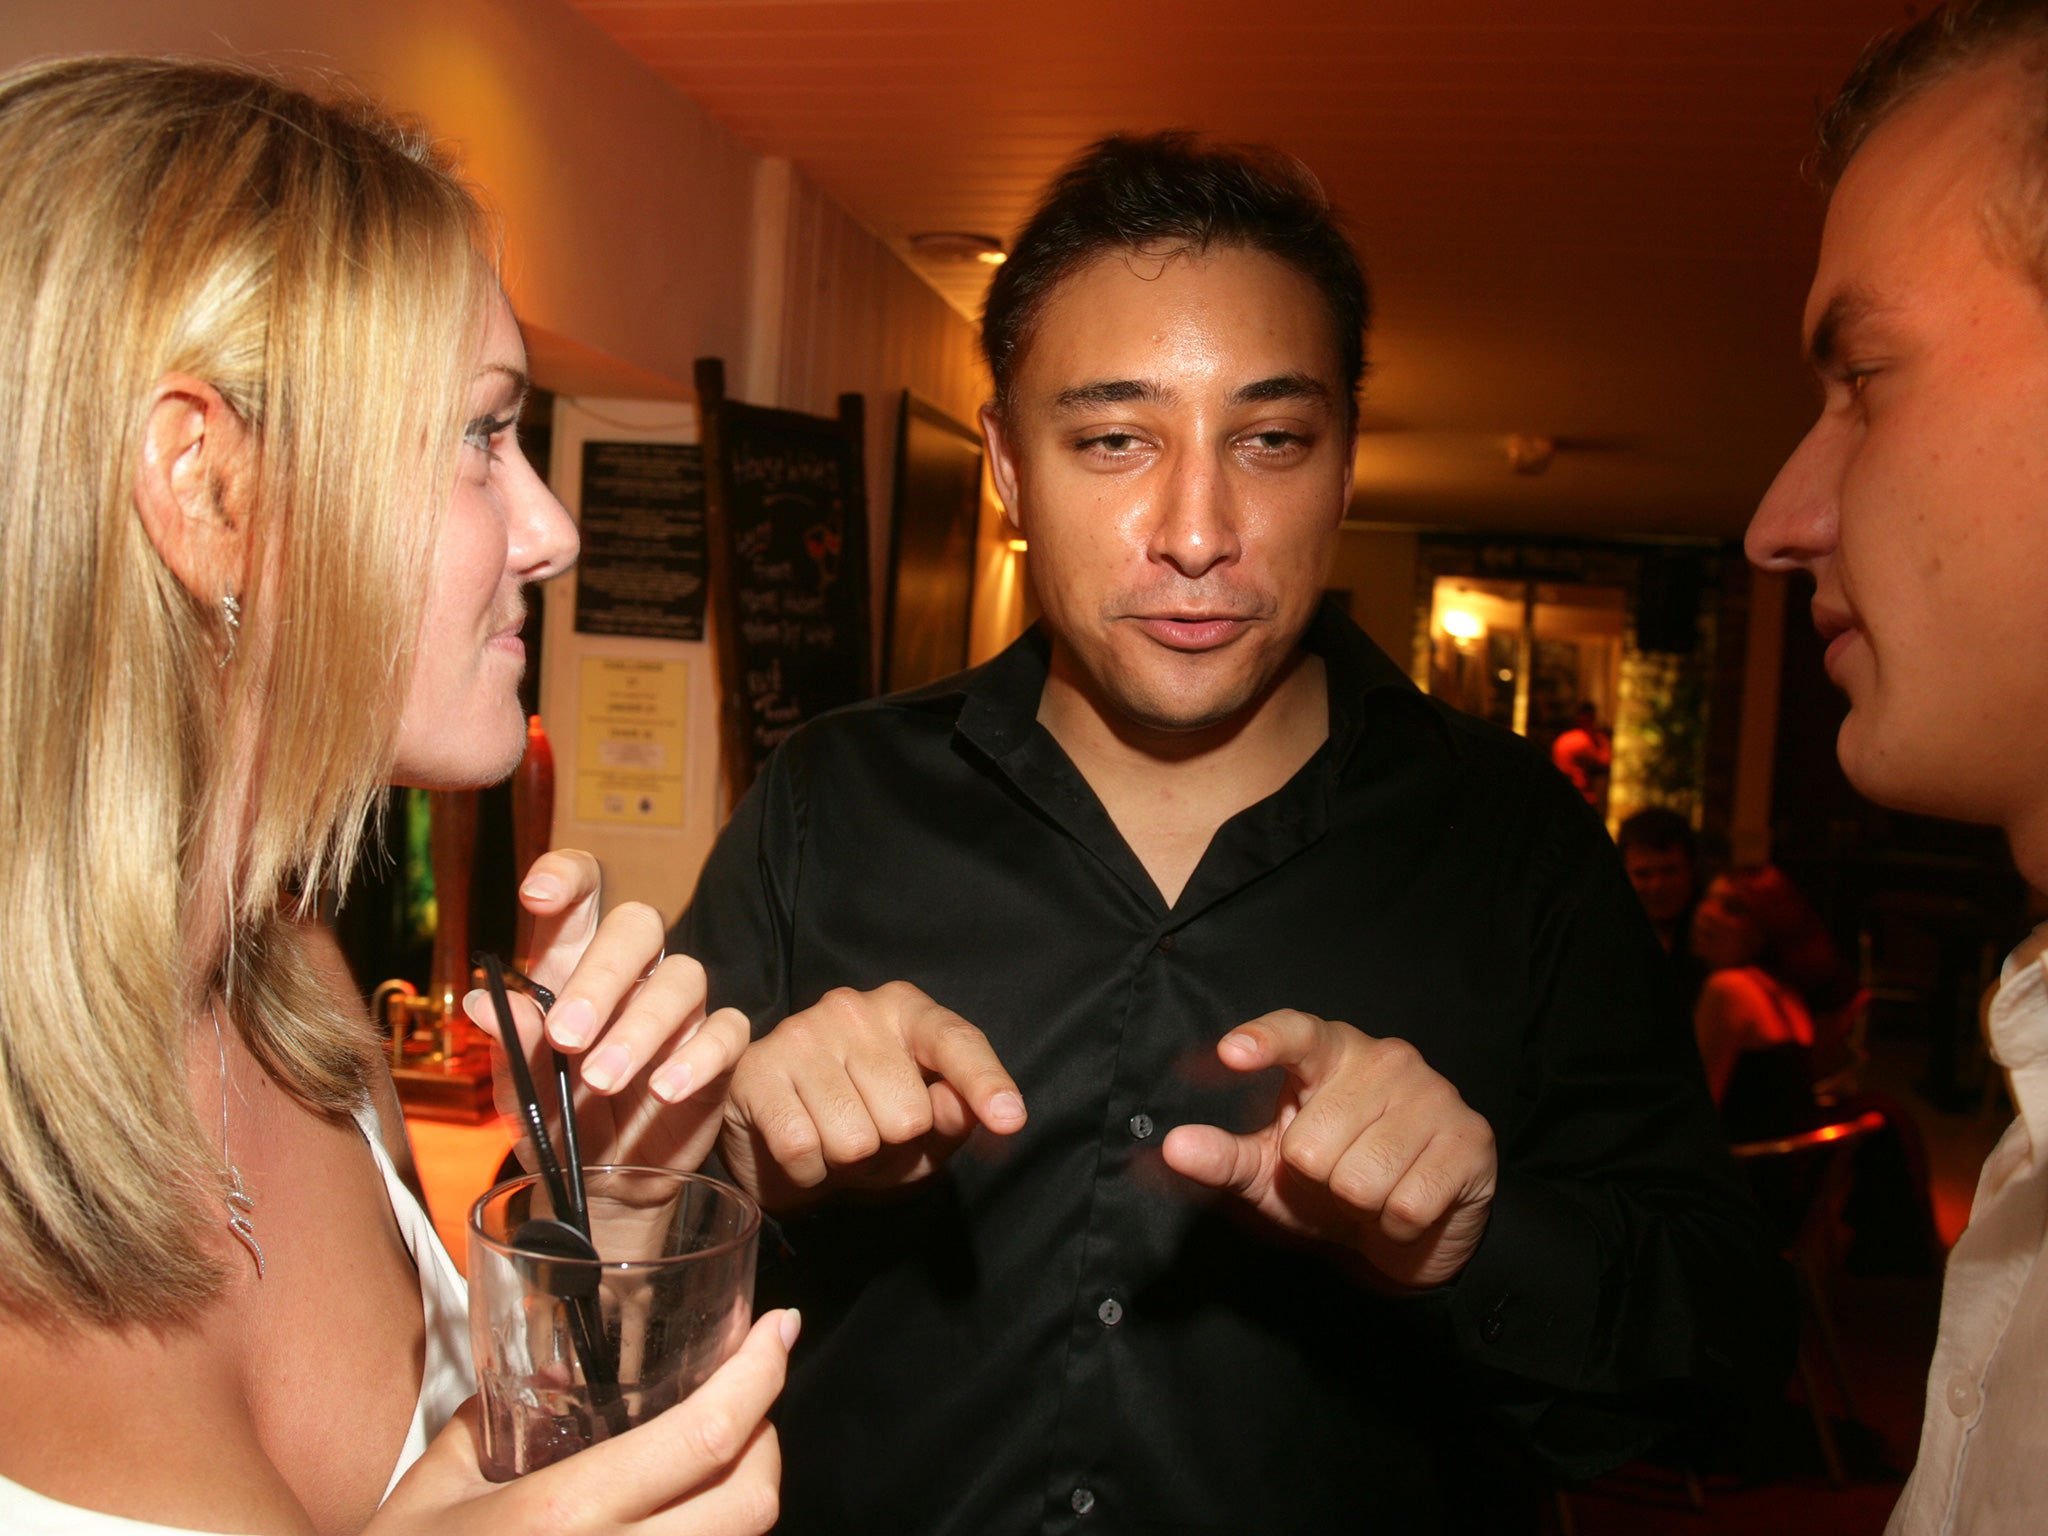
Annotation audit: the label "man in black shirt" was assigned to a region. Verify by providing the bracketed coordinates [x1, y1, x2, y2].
[675, 133, 1788, 1534]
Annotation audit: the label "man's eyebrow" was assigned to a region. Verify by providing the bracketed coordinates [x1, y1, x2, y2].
[1806, 289, 1884, 371]
[1228, 373, 1332, 408]
[1051, 378, 1172, 411]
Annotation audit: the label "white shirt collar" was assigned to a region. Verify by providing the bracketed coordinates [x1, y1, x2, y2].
[1988, 926, 2048, 1160]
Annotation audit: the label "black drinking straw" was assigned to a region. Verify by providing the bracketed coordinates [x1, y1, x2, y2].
[481, 955, 591, 1240]
[553, 1047, 591, 1236]
[484, 954, 576, 1220]
[480, 954, 626, 1435]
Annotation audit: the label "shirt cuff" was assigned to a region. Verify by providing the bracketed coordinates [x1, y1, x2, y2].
[1446, 1175, 1606, 1385]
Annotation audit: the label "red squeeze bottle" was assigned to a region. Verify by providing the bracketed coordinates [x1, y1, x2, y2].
[512, 715, 555, 969]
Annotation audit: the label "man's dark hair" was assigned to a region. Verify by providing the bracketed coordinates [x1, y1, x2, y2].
[1818, 0, 2048, 188]
[981, 131, 1369, 422]
[1617, 807, 1698, 864]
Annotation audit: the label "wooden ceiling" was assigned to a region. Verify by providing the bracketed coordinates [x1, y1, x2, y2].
[566, 0, 1917, 538]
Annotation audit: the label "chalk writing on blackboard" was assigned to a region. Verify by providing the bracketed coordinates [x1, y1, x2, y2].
[696, 358, 868, 804]
[574, 441, 707, 642]
[721, 424, 864, 761]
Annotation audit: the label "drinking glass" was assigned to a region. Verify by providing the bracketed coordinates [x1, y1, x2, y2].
[468, 1166, 761, 1480]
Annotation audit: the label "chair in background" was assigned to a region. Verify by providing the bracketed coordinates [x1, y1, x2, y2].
[1731, 1107, 1889, 1487]
[1810, 988, 1871, 1106]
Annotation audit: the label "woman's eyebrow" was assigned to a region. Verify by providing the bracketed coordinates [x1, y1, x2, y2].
[475, 360, 530, 395]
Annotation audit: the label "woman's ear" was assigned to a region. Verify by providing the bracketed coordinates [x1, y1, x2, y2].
[132, 373, 252, 602]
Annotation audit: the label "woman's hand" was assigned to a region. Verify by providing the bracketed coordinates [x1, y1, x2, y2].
[467, 849, 748, 1172]
[371, 1309, 795, 1536]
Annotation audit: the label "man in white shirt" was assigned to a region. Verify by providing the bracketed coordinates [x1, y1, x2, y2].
[1747, 2, 2048, 1528]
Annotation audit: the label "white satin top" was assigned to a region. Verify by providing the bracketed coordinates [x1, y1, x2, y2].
[0, 1106, 474, 1533]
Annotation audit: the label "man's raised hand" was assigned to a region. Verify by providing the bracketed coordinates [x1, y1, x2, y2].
[1161, 1010, 1497, 1290]
[721, 981, 1026, 1210]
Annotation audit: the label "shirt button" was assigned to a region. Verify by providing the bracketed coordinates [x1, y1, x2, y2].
[1155, 933, 1175, 953]
[1097, 1297, 1123, 1327]
[1946, 1371, 1982, 1418]
[1071, 1486, 1096, 1516]
[1128, 1112, 1154, 1140]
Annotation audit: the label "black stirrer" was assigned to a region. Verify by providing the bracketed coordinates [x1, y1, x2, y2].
[481, 953, 592, 1240]
[480, 954, 627, 1436]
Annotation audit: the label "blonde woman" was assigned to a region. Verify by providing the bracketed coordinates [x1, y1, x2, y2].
[0, 57, 788, 1536]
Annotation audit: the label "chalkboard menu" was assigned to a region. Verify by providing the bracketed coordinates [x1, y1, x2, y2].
[573, 441, 707, 641]
[696, 358, 870, 806]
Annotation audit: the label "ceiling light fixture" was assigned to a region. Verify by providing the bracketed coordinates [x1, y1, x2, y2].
[909, 231, 1007, 265]
[1505, 433, 1556, 476]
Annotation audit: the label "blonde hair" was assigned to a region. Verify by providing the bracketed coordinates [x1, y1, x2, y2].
[0, 57, 492, 1326]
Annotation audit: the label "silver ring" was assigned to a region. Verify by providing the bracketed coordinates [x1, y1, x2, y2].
[642, 947, 665, 981]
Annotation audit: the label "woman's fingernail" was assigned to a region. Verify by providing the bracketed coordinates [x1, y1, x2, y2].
[1221, 1033, 1256, 1056]
[988, 1090, 1026, 1124]
[651, 1061, 694, 1102]
[581, 1044, 630, 1092]
[778, 1309, 802, 1349]
[549, 997, 595, 1049]
[521, 874, 563, 902]
[461, 988, 489, 1025]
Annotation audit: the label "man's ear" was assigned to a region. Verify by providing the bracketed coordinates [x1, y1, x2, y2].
[132, 373, 252, 603]
[1335, 423, 1358, 528]
[980, 402, 1027, 535]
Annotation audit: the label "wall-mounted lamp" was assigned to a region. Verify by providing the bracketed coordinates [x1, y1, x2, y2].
[1441, 609, 1483, 641]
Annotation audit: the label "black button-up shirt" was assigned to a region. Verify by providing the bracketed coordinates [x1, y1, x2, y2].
[675, 607, 1790, 1536]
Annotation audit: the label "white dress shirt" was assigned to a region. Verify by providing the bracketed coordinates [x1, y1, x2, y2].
[1888, 927, 2048, 1534]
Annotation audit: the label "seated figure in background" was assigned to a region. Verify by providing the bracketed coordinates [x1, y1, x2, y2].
[1690, 865, 1857, 1136]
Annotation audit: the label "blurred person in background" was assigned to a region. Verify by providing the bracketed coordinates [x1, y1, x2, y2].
[1617, 808, 1702, 957]
[1689, 865, 1857, 1137]
[1550, 700, 1611, 809]
[1618, 808, 1711, 1075]
[1747, 2, 2048, 1525]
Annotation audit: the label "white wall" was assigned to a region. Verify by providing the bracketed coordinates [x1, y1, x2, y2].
[539, 400, 724, 924]
[769, 166, 996, 683]
[8, 0, 758, 391]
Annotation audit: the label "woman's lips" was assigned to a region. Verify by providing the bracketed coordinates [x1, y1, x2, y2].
[488, 620, 527, 661]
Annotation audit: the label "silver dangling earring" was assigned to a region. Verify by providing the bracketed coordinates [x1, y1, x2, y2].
[211, 1000, 265, 1278]
[217, 590, 241, 668]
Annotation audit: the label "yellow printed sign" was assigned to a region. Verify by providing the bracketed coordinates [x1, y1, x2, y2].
[575, 657, 687, 827]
